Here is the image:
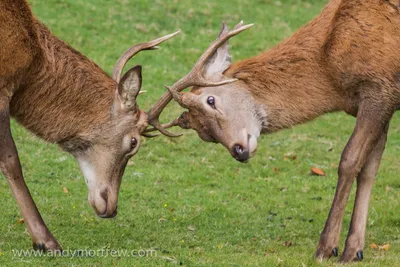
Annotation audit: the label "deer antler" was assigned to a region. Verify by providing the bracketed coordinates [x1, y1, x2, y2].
[112, 31, 181, 83]
[147, 21, 254, 137]
[143, 117, 183, 135]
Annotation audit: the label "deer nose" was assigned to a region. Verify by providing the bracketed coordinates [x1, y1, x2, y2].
[232, 144, 249, 162]
[96, 189, 118, 218]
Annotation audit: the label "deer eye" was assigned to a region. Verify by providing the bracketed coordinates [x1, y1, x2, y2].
[207, 96, 216, 109]
[131, 137, 138, 149]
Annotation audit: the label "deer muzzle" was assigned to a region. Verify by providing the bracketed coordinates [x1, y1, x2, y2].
[89, 185, 118, 218]
[230, 132, 258, 163]
[76, 155, 122, 219]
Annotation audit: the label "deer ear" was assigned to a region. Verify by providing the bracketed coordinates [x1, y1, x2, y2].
[203, 23, 232, 80]
[117, 65, 142, 111]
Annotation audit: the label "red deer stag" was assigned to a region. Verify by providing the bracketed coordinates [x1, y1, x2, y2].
[146, 0, 399, 263]
[0, 0, 178, 251]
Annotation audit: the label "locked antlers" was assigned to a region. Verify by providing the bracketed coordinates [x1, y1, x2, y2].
[111, 31, 180, 138]
[145, 21, 254, 137]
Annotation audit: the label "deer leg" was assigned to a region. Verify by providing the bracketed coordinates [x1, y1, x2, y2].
[340, 124, 388, 262]
[315, 97, 393, 261]
[0, 97, 61, 251]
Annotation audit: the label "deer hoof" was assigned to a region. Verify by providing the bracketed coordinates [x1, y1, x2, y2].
[315, 247, 334, 261]
[332, 247, 339, 257]
[33, 243, 45, 251]
[340, 249, 364, 263]
[33, 239, 62, 252]
[356, 250, 363, 261]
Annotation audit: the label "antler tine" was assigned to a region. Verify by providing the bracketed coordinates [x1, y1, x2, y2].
[112, 30, 180, 82]
[141, 132, 159, 138]
[147, 21, 254, 137]
[191, 22, 254, 74]
[148, 117, 183, 137]
[142, 117, 183, 138]
[234, 20, 244, 30]
[144, 117, 182, 134]
[146, 80, 191, 138]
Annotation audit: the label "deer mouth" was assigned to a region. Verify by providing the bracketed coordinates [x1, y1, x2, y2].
[98, 206, 118, 219]
[248, 134, 258, 156]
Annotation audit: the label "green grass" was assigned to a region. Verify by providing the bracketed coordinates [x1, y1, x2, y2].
[1, 0, 399, 266]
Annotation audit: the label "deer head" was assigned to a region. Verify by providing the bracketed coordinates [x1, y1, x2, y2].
[64, 32, 179, 218]
[145, 22, 263, 163]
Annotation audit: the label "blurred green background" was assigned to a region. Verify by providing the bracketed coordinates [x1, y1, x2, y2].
[0, 0, 399, 266]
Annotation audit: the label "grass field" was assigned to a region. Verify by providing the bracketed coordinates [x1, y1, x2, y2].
[1, 0, 399, 266]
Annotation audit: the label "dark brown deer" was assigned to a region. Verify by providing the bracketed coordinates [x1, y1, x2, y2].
[146, 0, 400, 263]
[0, 0, 178, 251]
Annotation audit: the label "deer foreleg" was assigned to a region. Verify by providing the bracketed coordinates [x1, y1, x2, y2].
[0, 97, 61, 251]
[339, 123, 388, 262]
[315, 96, 393, 261]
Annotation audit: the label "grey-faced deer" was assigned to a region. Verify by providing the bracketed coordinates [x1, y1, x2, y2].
[0, 0, 178, 251]
[146, 0, 400, 263]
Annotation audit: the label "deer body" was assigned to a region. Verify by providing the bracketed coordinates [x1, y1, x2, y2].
[0, 0, 177, 250]
[151, 0, 399, 263]
[227, 0, 400, 133]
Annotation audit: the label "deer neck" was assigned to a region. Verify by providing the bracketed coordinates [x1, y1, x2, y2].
[10, 20, 116, 143]
[233, 59, 343, 132]
[226, 10, 345, 133]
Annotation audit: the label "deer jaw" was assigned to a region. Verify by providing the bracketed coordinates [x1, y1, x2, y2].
[179, 81, 265, 162]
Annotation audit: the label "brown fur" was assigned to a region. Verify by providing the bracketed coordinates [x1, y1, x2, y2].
[170, 0, 400, 263]
[0, 0, 152, 251]
[2, 1, 116, 143]
[225, 0, 399, 132]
